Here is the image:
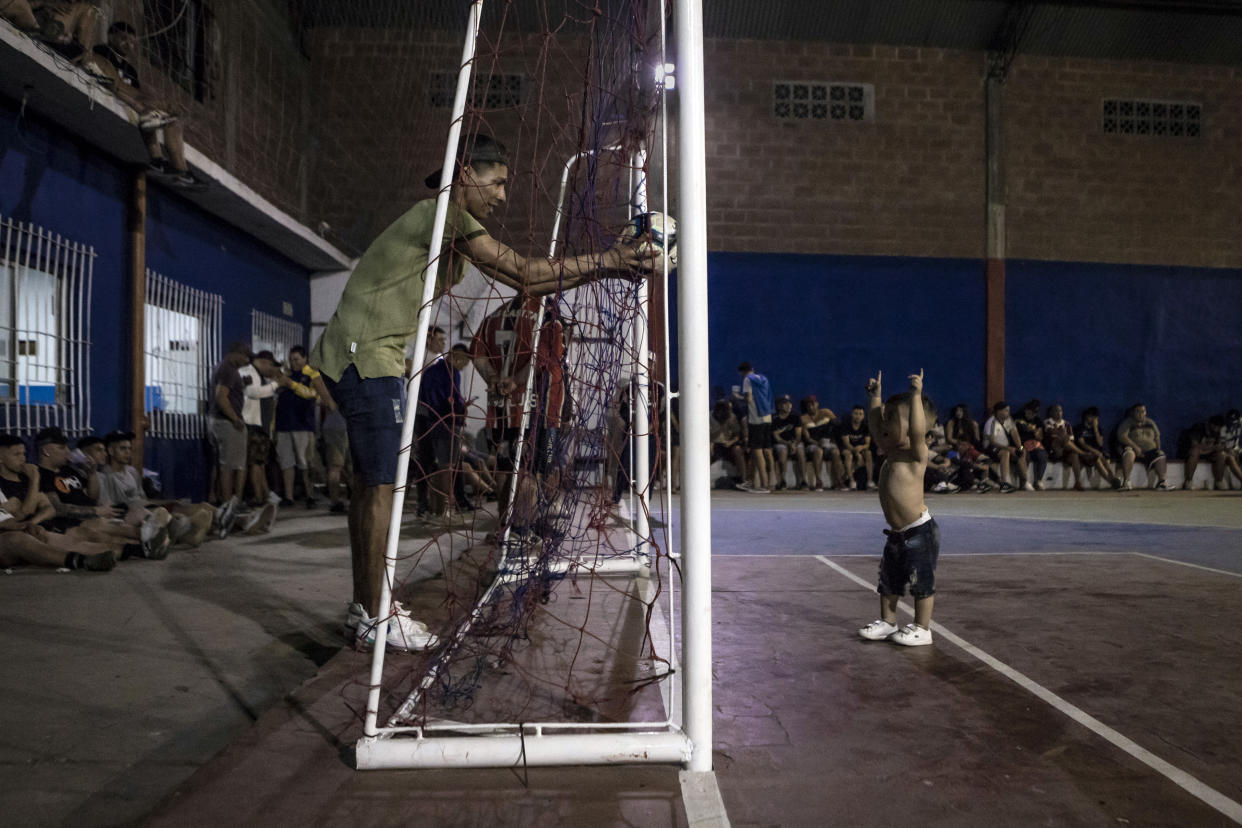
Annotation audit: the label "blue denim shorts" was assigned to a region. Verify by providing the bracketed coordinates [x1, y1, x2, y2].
[877, 517, 940, 599]
[323, 364, 404, 488]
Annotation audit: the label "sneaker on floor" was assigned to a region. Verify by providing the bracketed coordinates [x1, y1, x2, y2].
[168, 513, 192, 545]
[1119, 481, 1133, 492]
[185, 507, 212, 547]
[241, 503, 276, 534]
[141, 524, 171, 559]
[1154, 480, 1171, 491]
[858, 619, 899, 641]
[1033, 481, 1045, 491]
[355, 603, 437, 652]
[1022, 482, 1035, 492]
[216, 497, 241, 539]
[736, 482, 754, 493]
[998, 482, 1015, 494]
[866, 481, 878, 491]
[305, 497, 318, 509]
[267, 490, 283, 505]
[889, 623, 933, 646]
[343, 601, 367, 640]
[848, 480, 858, 491]
[279, 498, 294, 507]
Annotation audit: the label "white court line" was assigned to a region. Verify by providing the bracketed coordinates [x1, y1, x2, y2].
[680, 770, 731, 827]
[712, 506, 1242, 530]
[814, 554, 1242, 824]
[1130, 552, 1242, 579]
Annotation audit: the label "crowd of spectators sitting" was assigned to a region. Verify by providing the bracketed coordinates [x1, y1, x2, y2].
[1, 3, 201, 187]
[707, 364, 1242, 495]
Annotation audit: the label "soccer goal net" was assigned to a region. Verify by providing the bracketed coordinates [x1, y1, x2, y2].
[329, 0, 712, 771]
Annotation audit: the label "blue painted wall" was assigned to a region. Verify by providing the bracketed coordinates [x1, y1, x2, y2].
[1006, 259, 1242, 453]
[687, 253, 1242, 451]
[0, 96, 311, 496]
[684, 252, 986, 419]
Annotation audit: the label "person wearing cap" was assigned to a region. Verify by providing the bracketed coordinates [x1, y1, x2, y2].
[310, 134, 656, 654]
[74, 435, 108, 473]
[0, 434, 117, 572]
[97, 430, 221, 546]
[209, 342, 253, 518]
[30, 427, 171, 559]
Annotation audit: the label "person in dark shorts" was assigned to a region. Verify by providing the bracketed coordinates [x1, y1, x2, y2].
[840, 405, 875, 491]
[857, 369, 939, 647]
[309, 134, 652, 652]
[1114, 403, 1170, 491]
[770, 395, 804, 491]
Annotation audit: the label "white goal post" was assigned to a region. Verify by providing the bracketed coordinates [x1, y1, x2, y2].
[353, 0, 712, 772]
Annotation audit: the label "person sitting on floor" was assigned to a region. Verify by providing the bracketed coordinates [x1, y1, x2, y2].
[97, 430, 230, 544]
[0, 434, 116, 572]
[32, 426, 171, 558]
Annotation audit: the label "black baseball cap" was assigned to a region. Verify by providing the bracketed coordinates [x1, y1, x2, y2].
[77, 435, 104, 450]
[424, 134, 508, 189]
[103, 430, 136, 446]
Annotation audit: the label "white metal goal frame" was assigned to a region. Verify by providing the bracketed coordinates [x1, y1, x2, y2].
[354, 0, 712, 773]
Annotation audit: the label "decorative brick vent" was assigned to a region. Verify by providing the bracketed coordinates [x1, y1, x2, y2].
[773, 82, 874, 122]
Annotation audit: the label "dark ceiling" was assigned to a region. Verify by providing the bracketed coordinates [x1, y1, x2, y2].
[300, 1, 1242, 65]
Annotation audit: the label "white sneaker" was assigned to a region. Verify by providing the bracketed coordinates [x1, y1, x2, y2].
[866, 481, 878, 491]
[1022, 482, 1035, 492]
[355, 602, 438, 652]
[858, 619, 899, 641]
[889, 623, 933, 646]
[848, 480, 858, 491]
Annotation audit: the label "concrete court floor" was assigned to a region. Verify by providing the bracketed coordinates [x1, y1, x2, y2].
[3, 490, 1241, 827]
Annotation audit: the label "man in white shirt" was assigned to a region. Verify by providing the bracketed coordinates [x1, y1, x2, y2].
[981, 400, 1028, 493]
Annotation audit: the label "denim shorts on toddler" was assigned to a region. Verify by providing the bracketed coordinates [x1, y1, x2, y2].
[877, 511, 940, 599]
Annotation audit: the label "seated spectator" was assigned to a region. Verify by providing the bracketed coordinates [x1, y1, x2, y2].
[946, 438, 993, 493]
[1073, 406, 1121, 489]
[1182, 415, 1242, 491]
[27, 427, 168, 559]
[275, 345, 323, 508]
[458, 429, 496, 501]
[1115, 403, 1169, 491]
[770, 394, 805, 491]
[97, 430, 226, 543]
[924, 432, 960, 493]
[3, 1, 100, 59]
[801, 395, 845, 490]
[83, 22, 199, 187]
[0, 434, 115, 571]
[945, 403, 982, 449]
[982, 401, 1028, 493]
[1222, 409, 1242, 456]
[0, 0, 40, 32]
[1043, 403, 1091, 490]
[710, 399, 746, 487]
[1014, 399, 1049, 491]
[839, 405, 875, 491]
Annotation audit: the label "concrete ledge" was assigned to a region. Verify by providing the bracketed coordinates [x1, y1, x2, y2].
[0, 19, 350, 272]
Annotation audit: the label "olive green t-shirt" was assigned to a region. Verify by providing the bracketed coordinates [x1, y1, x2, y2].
[311, 200, 486, 381]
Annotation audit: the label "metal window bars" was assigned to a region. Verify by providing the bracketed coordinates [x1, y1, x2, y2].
[250, 309, 304, 364]
[144, 269, 223, 440]
[0, 214, 94, 437]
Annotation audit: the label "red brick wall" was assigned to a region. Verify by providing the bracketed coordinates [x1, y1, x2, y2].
[1004, 54, 1242, 268]
[701, 40, 987, 258]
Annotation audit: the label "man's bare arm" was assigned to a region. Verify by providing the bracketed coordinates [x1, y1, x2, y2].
[461, 232, 652, 297]
[865, 371, 884, 439]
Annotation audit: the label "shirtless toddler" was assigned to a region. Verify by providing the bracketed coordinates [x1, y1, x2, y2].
[857, 369, 939, 646]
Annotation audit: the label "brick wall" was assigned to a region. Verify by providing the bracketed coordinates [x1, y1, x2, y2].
[701, 40, 987, 258]
[109, 0, 312, 224]
[1004, 55, 1242, 267]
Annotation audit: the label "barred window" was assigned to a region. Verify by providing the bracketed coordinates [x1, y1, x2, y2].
[251, 308, 303, 365]
[144, 270, 222, 440]
[0, 215, 93, 436]
[430, 71, 525, 110]
[773, 81, 873, 122]
[1102, 98, 1201, 138]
